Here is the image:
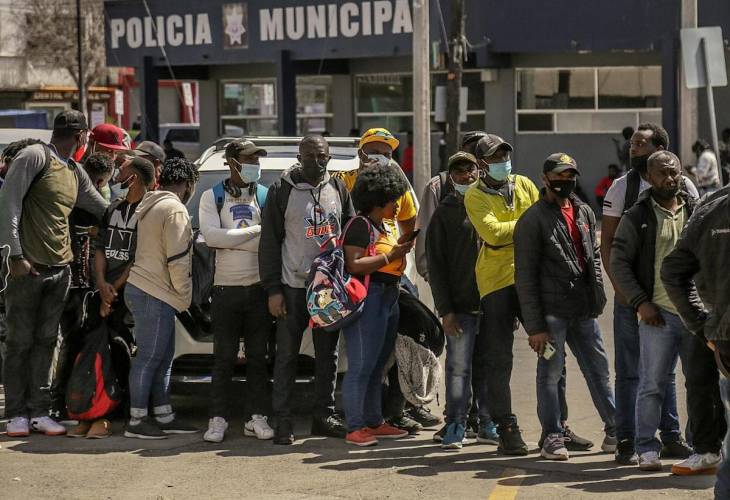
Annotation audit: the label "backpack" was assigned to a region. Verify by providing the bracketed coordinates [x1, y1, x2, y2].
[66, 321, 122, 421]
[397, 288, 445, 357]
[305, 216, 375, 332]
[212, 181, 268, 215]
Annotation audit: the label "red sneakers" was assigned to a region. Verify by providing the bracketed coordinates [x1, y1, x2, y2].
[345, 429, 378, 447]
[366, 423, 408, 439]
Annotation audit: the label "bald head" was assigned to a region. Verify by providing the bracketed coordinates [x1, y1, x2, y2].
[647, 150, 682, 199]
[299, 135, 328, 156]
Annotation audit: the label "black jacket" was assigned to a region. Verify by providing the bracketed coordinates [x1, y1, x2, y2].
[425, 193, 480, 316]
[610, 189, 696, 310]
[661, 190, 730, 341]
[514, 193, 606, 335]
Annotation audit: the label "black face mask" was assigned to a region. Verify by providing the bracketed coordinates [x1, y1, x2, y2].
[631, 154, 649, 174]
[652, 184, 680, 200]
[548, 179, 577, 199]
[301, 158, 328, 182]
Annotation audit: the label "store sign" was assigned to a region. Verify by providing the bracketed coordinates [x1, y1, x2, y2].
[105, 0, 421, 66]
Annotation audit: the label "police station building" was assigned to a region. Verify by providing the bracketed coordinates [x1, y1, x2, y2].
[104, 0, 730, 202]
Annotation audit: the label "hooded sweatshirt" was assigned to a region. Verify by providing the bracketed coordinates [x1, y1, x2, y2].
[127, 190, 193, 312]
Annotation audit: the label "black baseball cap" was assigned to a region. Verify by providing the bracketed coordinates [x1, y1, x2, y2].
[225, 139, 267, 158]
[474, 134, 513, 159]
[544, 153, 580, 175]
[53, 110, 88, 131]
[461, 131, 487, 148]
[132, 141, 166, 162]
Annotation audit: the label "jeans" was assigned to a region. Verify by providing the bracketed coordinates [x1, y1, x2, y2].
[445, 313, 490, 424]
[342, 282, 399, 431]
[716, 377, 730, 500]
[480, 285, 521, 427]
[272, 286, 339, 422]
[209, 284, 273, 419]
[125, 284, 176, 416]
[3, 266, 70, 418]
[636, 309, 726, 454]
[613, 300, 680, 442]
[537, 315, 616, 435]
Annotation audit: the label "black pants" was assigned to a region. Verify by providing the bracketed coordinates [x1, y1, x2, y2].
[3, 266, 70, 418]
[210, 284, 273, 419]
[479, 285, 522, 427]
[684, 334, 727, 454]
[272, 286, 339, 422]
[383, 364, 406, 419]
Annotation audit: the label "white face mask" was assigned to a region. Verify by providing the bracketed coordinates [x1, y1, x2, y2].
[452, 177, 478, 195]
[367, 154, 390, 168]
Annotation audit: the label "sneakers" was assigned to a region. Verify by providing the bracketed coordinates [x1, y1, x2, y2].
[67, 421, 92, 438]
[406, 406, 442, 428]
[157, 418, 198, 434]
[497, 421, 529, 456]
[671, 452, 722, 476]
[615, 438, 638, 465]
[244, 415, 274, 440]
[86, 419, 112, 439]
[465, 416, 479, 439]
[346, 429, 378, 447]
[541, 432, 569, 461]
[563, 426, 593, 451]
[30, 416, 67, 436]
[477, 420, 499, 445]
[6, 417, 30, 437]
[433, 424, 447, 443]
[204, 417, 229, 443]
[387, 414, 423, 435]
[124, 418, 167, 440]
[601, 433, 618, 453]
[311, 415, 347, 439]
[442, 422, 467, 450]
[274, 420, 294, 445]
[638, 451, 662, 471]
[661, 437, 693, 459]
[367, 422, 408, 439]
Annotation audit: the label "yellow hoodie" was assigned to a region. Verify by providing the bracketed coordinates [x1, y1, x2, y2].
[464, 174, 540, 298]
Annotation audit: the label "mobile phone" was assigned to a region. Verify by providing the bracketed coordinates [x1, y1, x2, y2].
[402, 229, 421, 243]
[542, 342, 556, 360]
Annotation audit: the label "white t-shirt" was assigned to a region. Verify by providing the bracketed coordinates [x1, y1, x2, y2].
[198, 186, 262, 287]
[602, 172, 699, 218]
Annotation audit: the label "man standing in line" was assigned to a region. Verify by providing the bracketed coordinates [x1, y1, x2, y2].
[259, 135, 354, 445]
[600, 123, 696, 465]
[514, 153, 615, 461]
[0, 110, 107, 437]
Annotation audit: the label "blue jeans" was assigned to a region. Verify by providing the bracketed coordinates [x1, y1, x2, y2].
[342, 282, 400, 431]
[445, 313, 490, 424]
[716, 377, 730, 500]
[614, 300, 679, 441]
[125, 284, 177, 417]
[537, 315, 615, 435]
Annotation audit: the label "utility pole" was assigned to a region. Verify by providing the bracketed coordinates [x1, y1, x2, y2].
[412, 0, 431, 198]
[445, 0, 465, 157]
[76, 0, 87, 119]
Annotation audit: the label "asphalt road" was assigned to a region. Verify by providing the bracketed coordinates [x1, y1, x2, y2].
[0, 279, 718, 499]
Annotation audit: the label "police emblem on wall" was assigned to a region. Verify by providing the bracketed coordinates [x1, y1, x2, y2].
[223, 3, 248, 49]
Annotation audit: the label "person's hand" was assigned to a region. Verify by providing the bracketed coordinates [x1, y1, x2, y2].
[9, 258, 38, 278]
[638, 302, 665, 327]
[528, 332, 551, 356]
[442, 313, 462, 337]
[388, 240, 414, 261]
[98, 281, 117, 306]
[268, 293, 287, 318]
[99, 301, 112, 318]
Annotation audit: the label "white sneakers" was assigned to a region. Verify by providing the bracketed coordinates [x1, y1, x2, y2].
[244, 415, 274, 440]
[638, 451, 662, 471]
[203, 417, 229, 443]
[671, 452, 722, 476]
[6, 417, 30, 437]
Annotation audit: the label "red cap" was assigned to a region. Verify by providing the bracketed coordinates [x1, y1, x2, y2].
[91, 124, 128, 151]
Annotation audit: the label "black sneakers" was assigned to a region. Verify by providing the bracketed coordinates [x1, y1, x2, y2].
[387, 414, 423, 435]
[157, 419, 198, 434]
[274, 420, 294, 445]
[615, 438, 638, 465]
[562, 426, 594, 451]
[406, 406, 442, 428]
[311, 415, 347, 439]
[497, 420, 528, 456]
[661, 437, 693, 459]
[124, 418, 167, 440]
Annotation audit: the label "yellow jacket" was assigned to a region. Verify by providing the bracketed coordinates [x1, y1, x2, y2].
[464, 175, 540, 298]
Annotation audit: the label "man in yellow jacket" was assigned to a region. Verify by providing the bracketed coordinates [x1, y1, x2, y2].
[465, 134, 539, 455]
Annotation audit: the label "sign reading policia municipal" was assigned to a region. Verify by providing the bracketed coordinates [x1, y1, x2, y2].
[105, 0, 415, 66]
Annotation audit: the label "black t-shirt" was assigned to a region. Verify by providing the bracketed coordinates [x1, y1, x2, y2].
[95, 199, 141, 284]
[343, 216, 399, 285]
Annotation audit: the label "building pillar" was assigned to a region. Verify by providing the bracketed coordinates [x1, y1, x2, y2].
[277, 50, 297, 136]
[140, 56, 159, 143]
[662, 35, 679, 154]
[679, 0, 698, 165]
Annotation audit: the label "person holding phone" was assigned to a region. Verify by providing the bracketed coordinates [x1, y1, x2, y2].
[514, 153, 615, 461]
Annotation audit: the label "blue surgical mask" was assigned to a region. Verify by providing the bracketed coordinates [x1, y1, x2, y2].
[452, 177, 477, 195]
[240, 163, 261, 183]
[486, 160, 512, 181]
[367, 154, 390, 168]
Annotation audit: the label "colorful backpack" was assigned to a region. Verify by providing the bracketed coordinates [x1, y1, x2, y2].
[306, 216, 375, 332]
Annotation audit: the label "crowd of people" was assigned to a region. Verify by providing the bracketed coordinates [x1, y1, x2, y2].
[0, 112, 729, 495]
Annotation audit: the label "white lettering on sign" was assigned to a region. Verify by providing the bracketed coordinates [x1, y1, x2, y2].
[110, 13, 212, 49]
[259, 0, 411, 42]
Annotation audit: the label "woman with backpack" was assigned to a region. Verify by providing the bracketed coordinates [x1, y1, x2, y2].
[340, 165, 415, 446]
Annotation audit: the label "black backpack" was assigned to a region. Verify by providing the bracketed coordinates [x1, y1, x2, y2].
[397, 288, 445, 357]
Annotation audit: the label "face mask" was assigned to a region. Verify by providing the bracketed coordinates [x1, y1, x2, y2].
[652, 184, 680, 200]
[631, 154, 649, 174]
[548, 179, 577, 198]
[452, 177, 477, 195]
[301, 158, 328, 181]
[367, 154, 390, 168]
[485, 160, 512, 182]
[230, 158, 261, 184]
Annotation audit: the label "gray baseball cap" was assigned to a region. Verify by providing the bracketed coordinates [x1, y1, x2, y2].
[132, 141, 166, 162]
[474, 134, 513, 159]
